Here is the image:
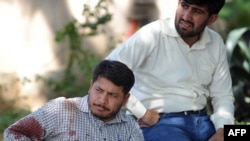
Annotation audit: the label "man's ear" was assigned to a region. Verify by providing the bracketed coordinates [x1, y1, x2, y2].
[122, 93, 130, 106]
[90, 80, 93, 86]
[88, 80, 93, 93]
[207, 14, 218, 26]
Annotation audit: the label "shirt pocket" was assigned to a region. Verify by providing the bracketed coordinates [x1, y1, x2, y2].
[196, 64, 214, 85]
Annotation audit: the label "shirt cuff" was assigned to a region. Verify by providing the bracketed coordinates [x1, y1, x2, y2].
[125, 93, 147, 119]
[210, 112, 235, 130]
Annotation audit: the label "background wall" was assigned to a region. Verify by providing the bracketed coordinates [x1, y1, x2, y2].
[0, 0, 177, 111]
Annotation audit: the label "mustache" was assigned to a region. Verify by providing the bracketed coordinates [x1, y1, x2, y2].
[93, 103, 110, 111]
[180, 19, 194, 27]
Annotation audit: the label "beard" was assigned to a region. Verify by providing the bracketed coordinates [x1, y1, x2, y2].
[90, 102, 122, 122]
[175, 17, 207, 38]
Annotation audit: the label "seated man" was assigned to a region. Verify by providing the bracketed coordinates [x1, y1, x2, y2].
[105, 0, 235, 140]
[4, 60, 144, 141]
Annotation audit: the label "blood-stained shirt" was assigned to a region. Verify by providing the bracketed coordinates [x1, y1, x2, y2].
[3, 96, 144, 141]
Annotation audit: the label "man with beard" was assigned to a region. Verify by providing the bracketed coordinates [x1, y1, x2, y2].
[105, 0, 234, 140]
[4, 60, 144, 141]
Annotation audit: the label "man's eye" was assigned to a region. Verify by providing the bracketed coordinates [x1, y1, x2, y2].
[194, 10, 202, 14]
[96, 88, 101, 92]
[109, 93, 118, 98]
[181, 3, 188, 9]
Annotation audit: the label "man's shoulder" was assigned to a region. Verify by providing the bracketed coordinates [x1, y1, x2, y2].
[119, 112, 137, 124]
[49, 96, 82, 103]
[205, 27, 223, 39]
[45, 96, 84, 109]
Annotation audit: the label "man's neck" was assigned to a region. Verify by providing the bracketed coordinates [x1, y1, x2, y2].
[182, 35, 200, 47]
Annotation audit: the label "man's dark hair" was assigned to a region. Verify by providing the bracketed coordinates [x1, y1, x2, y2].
[92, 60, 135, 94]
[183, 0, 225, 14]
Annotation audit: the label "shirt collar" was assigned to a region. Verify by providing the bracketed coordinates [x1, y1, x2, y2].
[163, 15, 179, 37]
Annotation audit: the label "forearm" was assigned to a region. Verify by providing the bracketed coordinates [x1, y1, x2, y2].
[4, 116, 44, 141]
[125, 93, 147, 118]
[210, 96, 235, 130]
[4, 129, 33, 141]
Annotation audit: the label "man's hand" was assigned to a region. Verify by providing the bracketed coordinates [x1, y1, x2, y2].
[209, 128, 224, 141]
[138, 109, 160, 127]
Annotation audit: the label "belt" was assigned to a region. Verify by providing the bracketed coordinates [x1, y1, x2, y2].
[160, 108, 206, 116]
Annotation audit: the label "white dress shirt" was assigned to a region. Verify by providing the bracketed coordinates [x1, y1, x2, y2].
[106, 16, 235, 130]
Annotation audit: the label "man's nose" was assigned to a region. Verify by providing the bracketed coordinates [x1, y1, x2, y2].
[99, 93, 108, 104]
[182, 9, 192, 21]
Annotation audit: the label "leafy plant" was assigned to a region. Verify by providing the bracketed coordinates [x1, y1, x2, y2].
[220, 0, 250, 32]
[1, 2, 113, 139]
[39, 0, 113, 98]
[225, 27, 250, 121]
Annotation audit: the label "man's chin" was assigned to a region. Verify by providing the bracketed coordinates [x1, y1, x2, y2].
[92, 110, 107, 118]
[93, 113, 112, 121]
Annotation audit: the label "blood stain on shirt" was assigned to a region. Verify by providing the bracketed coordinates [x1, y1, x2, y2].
[69, 130, 76, 136]
[8, 117, 44, 140]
